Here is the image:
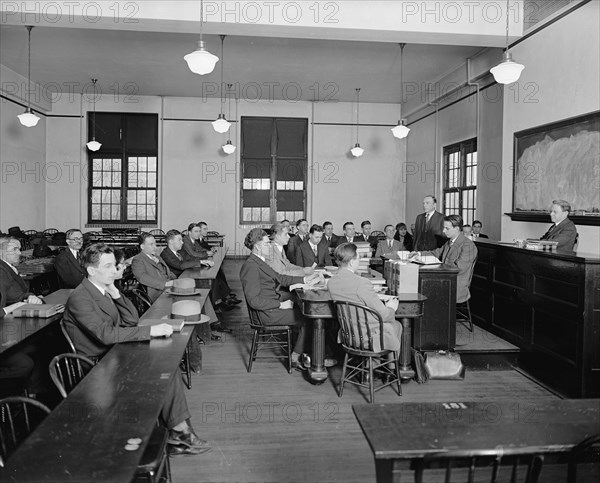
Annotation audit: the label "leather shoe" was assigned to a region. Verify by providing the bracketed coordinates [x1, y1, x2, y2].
[223, 299, 241, 309]
[291, 360, 307, 372]
[212, 324, 233, 334]
[217, 302, 235, 312]
[226, 297, 242, 304]
[324, 358, 338, 368]
[168, 428, 210, 450]
[167, 443, 211, 456]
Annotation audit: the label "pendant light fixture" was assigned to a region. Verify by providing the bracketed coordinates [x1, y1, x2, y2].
[86, 78, 102, 151]
[490, 0, 524, 85]
[184, 0, 219, 75]
[391, 43, 410, 139]
[17, 26, 40, 128]
[222, 84, 236, 154]
[212, 35, 231, 133]
[350, 88, 364, 157]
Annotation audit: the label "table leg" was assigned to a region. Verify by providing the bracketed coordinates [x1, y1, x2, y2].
[308, 317, 328, 385]
[398, 317, 415, 381]
[374, 459, 394, 483]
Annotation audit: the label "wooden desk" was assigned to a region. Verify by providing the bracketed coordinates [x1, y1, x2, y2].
[353, 399, 600, 483]
[180, 247, 225, 288]
[1, 289, 209, 483]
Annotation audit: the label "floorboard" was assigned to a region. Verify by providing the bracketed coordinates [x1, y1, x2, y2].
[171, 259, 560, 483]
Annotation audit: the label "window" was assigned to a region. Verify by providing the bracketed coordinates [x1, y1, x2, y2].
[240, 117, 307, 224]
[443, 138, 477, 225]
[87, 113, 158, 224]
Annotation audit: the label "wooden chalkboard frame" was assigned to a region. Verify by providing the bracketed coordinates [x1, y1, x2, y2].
[507, 110, 600, 226]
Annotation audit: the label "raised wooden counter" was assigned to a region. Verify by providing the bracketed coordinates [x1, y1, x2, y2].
[471, 239, 600, 398]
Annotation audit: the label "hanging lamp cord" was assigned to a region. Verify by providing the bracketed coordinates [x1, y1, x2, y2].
[27, 26, 33, 109]
[356, 88, 361, 144]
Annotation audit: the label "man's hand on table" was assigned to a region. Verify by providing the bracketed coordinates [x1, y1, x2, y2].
[26, 295, 44, 304]
[303, 273, 324, 285]
[385, 298, 399, 311]
[150, 324, 174, 338]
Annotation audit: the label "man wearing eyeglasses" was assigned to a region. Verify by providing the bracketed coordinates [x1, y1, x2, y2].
[0, 236, 43, 305]
[54, 228, 86, 288]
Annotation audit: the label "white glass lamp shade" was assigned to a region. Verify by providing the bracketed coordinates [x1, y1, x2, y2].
[87, 139, 102, 151]
[490, 51, 524, 85]
[212, 114, 231, 133]
[350, 143, 364, 157]
[184, 41, 219, 75]
[222, 140, 236, 154]
[18, 108, 40, 127]
[391, 120, 410, 139]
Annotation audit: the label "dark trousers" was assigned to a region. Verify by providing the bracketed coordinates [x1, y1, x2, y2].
[161, 368, 191, 429]
[0, 352, 34, 397]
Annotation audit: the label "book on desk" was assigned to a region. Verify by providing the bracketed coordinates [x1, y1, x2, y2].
[12, 304, 65, 318]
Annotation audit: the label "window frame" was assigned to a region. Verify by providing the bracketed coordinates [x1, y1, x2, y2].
[442, 138, 478, 225]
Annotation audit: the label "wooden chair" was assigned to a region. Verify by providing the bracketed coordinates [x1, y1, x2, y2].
[246, 304, 293, 374]
[23, 230, 38, 237]
[456, 256, 477, 332]
[415, 449, 544, 483]
[47, 355, 172, 482]
[59, 319, 77, 353]
[149, 229, 165, 236]
[371, 230, 385, 240]
[333, 301, 401, 403]
[568, 433, 600, 483]
[207, 231, 220, 236]
[0, 396, 50, 466]
[42, 228, 58, 236]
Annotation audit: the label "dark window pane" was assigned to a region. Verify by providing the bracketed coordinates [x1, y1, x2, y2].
[125, 114, 158, 151]
[276, 191, 304, 211]
[275, 119, 308, 157]
[277, 158, 305, 182]
[242, 159, 271, 179]
[243, 190, 270, 208]
[241, 118, 274, 157]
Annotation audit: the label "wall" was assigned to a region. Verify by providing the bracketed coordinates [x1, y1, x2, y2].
[0, 99, 47, 232]
[501, 1, 600, 254]
[405, 85, 504, 239]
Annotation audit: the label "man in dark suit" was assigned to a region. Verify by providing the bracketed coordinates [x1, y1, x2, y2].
[472, 220, 489, 239]
[336, 222, 365, 246]
[240, 228, 326, 368]
[361, 220, 379, 251]
[131, 233, 176, 303]
[540, 199, 578, 251]
[413, 195, 445, 251]
[0, 237, 43, 305]
[161, 230, 209, 277]
[296, 224, 333, 268]
[53, 228, 86, 288]
[320, 221, 339, 256]
[63, 243, 209, 456]
[411, 214, 478, 304]
[286, 219, 309, 265]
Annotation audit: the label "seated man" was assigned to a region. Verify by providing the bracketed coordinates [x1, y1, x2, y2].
[240, 228, 326, 368]
[296, 224, 332, 269]
[472, 220, 488, 239]
[327, 243, 402, 353]
[0, 237, 43, 305]
[336, 222, 365, 246]
[320, 221, 339, 256]
[462, 224, 473, 240]
[410, 214, 478, 305]
[131, 233, 176, 303]
[286, 219, 309, 265]
[540, 199, 578, 251]
[393, 222, 413, 251]
[375, 225, 403, 258]
[361, 220, 379, 251]
[62, 243, 209, 456]
[266, 222, 312, 277]
[161, 229, 211, 277]
[54, 228, 86, 288]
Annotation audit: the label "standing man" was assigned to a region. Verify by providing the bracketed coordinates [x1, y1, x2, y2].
[296, 224, 332, 269]
[337, 222, 365, 245]
[413, 195, 445, 251]
[287, 219, 309, 265]
[54, 228, 86, 288]
[0, 237, 43, 305]
[540, 199, 578, 251]
[472, 220, 488, 239]
[361, 221, 379, 251]
[131, 233, 176, 303]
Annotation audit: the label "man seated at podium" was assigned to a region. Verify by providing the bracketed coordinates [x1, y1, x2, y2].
[410, 214, 477, 305]
[540, 199, 578, 251]
[328, 243, 402, 353]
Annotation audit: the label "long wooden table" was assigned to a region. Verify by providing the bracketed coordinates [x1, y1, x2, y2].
[353, 399, 600, 483]
[179, 246, 225, 285]
[1, 289, 209, 483]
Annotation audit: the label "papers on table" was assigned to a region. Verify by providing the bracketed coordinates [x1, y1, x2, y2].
[411, 255, 441, 265]
[290, 283, 328, 291]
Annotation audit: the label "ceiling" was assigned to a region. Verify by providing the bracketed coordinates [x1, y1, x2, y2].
[0, 24, 486, 104]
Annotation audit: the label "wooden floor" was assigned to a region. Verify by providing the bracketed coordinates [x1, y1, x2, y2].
[171, 259, 560, 483]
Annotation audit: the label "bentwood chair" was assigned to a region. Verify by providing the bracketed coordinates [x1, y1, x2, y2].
[568, 433, 600, 483]
[415, 449, 544, 483]
[246, 304, 293, 374]
[42, 228, 58, 236]
[0, 396, 50, 467]
[371, 230, 385, 241]
[149, 229, 165, 236]
[333, 301, 402, 403]
[456, 256, 478, 332]
[47, 355, 172, 482]
[59, 319, 77, 353]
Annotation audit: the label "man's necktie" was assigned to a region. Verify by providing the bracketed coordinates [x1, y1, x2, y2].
[388, 240, 392, 249]
[312, 245, 318, 256]
[177, 252, 183, 261]
[541, 225, 555, 240]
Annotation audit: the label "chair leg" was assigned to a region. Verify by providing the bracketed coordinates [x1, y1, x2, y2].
[248, 329, 259, 373]
[466, 299, 473, 332]
[338, 353, 349, 397]
[181, 345, 191, 390]
[286, 328, 292, 374]
[393, 351, 402, 396]
[368, 357, 375, 404]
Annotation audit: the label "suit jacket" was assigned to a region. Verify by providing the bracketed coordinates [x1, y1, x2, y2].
[473, 233, 489, 239]
[160, 247, 202, 277]
[393, 232, 414, 251]
[63, 278, 150, 358]
[0, 259, 33, 305]
[265, 244, 306, 277]
[182, 235, 209, 260]
[286, 233, 308, 265]
[54, 248, 86, 289]
[425, 233, 478, 303]
[131, 253, 176, 303]
[327, 267, 401, 352]
[364, 235, 379, 251]
[336, 234, 366, 247]
[239, 254, 304, 326]
[541, 218, 578, 251]
[197, 237, 212, 250]
[375, 239, 403, 258]
[413, 211, 445, 251]
[296, 240, 332, 268]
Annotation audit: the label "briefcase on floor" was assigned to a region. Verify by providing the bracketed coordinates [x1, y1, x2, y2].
[424, 350, 465, 380]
